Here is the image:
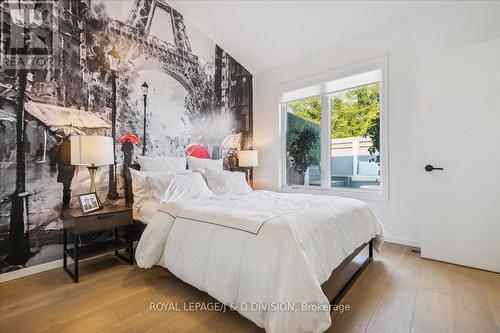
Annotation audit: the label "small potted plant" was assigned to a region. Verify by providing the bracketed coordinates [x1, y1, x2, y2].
[288, 127, 320, 185]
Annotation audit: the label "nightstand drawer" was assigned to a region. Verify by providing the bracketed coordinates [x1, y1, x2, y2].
[64, 209, 132, 234]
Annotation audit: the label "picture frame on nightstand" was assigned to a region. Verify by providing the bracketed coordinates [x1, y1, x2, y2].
[77, 192, 100, 215]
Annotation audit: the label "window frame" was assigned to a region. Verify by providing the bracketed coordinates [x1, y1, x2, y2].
[278, 56, 389, 201]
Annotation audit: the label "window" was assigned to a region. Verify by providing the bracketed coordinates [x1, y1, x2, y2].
[281, 59, 387, 198]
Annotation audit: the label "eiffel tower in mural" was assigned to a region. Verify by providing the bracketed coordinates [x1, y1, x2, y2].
[113, 0, 200, 93]
[127, 0, 192, 52]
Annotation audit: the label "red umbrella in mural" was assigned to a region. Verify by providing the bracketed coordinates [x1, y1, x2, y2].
[119, 133, 140, 144]
[186, 144, 210, 159]
[120, 133, 140, 169]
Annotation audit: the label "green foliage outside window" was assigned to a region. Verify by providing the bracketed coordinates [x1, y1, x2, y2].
[287, 96, 322, 124]
[286, 84, 380, 155]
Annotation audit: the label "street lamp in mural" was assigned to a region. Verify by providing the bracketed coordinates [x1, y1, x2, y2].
[7, 1, 37, 265]
[106, 45, 120, 200]
[141, 82, 149, 156]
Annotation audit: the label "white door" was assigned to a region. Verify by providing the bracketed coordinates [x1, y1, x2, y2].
[418, 39, 500, 272]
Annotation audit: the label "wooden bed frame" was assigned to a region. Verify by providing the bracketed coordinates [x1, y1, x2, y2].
[323, 239, 373, 308]
[124, 162, 373, 310]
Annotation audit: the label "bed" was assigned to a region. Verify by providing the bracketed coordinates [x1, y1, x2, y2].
[132, 198, 161, 224]
[125, 163, 384, 333]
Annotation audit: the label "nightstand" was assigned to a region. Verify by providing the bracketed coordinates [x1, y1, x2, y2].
[62, 205, 133, 283]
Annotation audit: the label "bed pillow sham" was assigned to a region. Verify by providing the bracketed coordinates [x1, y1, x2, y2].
[187, 155, 223, 171]
[137, 155, 186, 172]
[147, 171, 192, 200]
[203, 168, 252, 195]
[129, 168, 151, 209]
[162, 173, 213, 203]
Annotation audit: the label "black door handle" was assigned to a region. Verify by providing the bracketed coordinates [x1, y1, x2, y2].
[425, 164, 444, 172]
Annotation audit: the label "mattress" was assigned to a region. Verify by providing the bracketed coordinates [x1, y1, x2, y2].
[132, 199, 161, 224]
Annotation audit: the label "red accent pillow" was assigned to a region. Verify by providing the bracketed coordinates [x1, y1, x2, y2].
[186, 144, 210, 159]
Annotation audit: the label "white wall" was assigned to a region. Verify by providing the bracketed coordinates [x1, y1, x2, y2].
[253, 2, 500, 246]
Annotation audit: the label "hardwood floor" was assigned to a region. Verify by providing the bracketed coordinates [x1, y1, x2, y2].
[0, 243, 498, 333]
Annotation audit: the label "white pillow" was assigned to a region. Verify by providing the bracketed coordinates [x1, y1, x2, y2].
[203, 168, 252, 195]
[137, 155, 186, 172]
[187, 155, 223, 171]
[162, 173, 213, 203]
[129, 168, 151, 209]
[147, 171, 192, 200]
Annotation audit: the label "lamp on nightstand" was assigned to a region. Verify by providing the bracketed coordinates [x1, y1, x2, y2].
[237, 150, 258, 187]
[70, 136, 114, 195]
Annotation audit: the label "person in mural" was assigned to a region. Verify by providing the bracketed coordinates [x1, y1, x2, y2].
[49, 135, 76, 210]
[119, 133, 139, 205]
[120, 133, 139, 165]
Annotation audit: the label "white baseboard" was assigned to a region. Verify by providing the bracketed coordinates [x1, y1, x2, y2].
[0, 252, 120, 283]
[0, 259, 64, 283]
[384, 235, 420, 248]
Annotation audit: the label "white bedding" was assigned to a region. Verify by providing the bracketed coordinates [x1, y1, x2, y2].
[133, 199, 161, 224]
[136, 190, 384, 333]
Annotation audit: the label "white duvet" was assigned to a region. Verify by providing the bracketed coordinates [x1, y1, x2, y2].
[136, 190, 384, 333]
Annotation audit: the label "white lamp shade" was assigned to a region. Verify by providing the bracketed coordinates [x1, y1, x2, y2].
[70, 136, 114, 166]
[238, 150, 258, 167]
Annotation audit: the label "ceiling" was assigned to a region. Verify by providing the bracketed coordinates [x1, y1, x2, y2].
[170, 1, 450, 74]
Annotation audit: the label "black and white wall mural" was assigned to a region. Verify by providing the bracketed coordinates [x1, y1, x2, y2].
[0, 0, 252, 273]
